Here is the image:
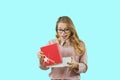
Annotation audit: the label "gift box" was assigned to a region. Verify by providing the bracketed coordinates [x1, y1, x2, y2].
[40, 43, 62, 66]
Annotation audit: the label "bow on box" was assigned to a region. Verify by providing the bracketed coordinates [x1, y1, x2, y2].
[42, 54, 56, 64]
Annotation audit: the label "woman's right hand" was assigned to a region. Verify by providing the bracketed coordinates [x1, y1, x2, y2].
[37, 51, 46, 66]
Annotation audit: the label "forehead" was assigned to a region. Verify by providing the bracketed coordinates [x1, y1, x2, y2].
[58, 23, 68, 29]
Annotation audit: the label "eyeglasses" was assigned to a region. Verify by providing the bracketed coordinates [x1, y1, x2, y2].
[57, 28, 70, 33]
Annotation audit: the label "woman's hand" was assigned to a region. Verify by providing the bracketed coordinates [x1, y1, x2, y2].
[67, 57, 79, 69]
[37, 51, 44, 58]
[37, 51, 46, 67]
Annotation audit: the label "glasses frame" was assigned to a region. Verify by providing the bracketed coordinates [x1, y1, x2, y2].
[57, 28, 70, 34]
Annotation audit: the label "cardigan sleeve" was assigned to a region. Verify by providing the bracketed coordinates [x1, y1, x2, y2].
[74, 42, 88, 73]
[74, 51, 88, 73]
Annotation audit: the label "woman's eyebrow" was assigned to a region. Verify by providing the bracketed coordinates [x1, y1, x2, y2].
[58, 27, 69, 29]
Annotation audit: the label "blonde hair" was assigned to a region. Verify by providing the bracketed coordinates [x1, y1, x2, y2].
[55, 16, 85, 56]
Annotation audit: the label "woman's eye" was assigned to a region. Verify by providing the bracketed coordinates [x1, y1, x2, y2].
[58, 29, 63, 31]
[65, 29, 69, 31]
[66, 29, 69, 30]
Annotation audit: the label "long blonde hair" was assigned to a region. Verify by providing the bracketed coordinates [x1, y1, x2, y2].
[56, 16, 85, 56]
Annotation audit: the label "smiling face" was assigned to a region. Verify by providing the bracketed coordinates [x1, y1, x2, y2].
[57, 22, 71, 41]
[55, 16, 84, 56]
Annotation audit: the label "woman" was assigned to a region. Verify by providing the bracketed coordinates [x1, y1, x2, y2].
[37, 16, 88, 80]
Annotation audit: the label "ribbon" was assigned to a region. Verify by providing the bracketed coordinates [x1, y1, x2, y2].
[42, 55, 56, 64]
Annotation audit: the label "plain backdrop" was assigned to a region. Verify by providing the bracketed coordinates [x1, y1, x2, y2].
[0, 0, 120, 80]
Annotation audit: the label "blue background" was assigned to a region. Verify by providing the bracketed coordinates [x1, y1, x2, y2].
[0, 0, 120, 80]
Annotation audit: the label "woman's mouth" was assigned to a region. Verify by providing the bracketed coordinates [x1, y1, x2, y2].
[61, 35, 68, 39]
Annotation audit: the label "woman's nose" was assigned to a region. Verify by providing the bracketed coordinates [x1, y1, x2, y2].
[61, 31, 66, 35]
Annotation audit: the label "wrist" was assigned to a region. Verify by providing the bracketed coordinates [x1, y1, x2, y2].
[74, 63, 79, 69]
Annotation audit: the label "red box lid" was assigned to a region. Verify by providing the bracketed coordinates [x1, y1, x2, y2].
[40, 43, 62, 66]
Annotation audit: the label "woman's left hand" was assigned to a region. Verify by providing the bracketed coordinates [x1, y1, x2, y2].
[67, 57, 79, 69]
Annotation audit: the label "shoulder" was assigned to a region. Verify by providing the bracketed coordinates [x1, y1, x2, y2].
[48, 39, 58, 45]
[79, 40, 86, 48]
[79, 40, 86, 55]
[79, 40, 87, 59]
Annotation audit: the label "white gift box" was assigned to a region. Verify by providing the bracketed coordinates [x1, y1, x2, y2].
[48, 57, 71, 67]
